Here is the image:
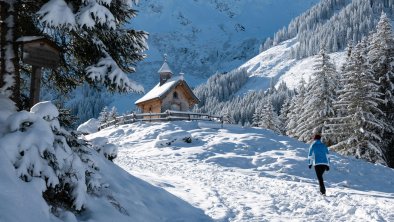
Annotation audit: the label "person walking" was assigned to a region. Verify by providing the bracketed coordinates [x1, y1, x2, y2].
[308, 133, 330, 195]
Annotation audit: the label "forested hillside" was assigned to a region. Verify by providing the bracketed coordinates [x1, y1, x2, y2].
[195, 8, 394, 167]
[263, 0, 394, 58]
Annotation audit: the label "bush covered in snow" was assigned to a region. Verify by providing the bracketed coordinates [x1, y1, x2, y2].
[0, 100, 116, 214]
[88, 137, 118, 161]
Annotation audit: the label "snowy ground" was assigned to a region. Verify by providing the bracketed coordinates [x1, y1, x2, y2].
[88, 121, 394, 222]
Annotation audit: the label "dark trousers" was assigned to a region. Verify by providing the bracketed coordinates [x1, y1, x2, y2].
[314, 165, 327, 194]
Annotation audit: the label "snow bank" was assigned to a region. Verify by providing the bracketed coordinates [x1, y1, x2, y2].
[91, 121, 394, 222]
[155, 130, 192, 147]
[88, 136, 118, 161]
[77, 118, 100, 134]
[198, 121, 222, 129]
[0, 100, 212, 221]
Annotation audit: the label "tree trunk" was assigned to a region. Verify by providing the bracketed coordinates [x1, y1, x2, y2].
[0, 2, 21, 109]
[10, 2, 20, 109]
[0, 2, 7, 92]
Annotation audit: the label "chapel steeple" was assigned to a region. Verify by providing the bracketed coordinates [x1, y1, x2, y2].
[158, 54, 173, 85]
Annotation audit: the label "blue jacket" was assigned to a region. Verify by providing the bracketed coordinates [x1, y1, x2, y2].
[308, 139, 330, 166]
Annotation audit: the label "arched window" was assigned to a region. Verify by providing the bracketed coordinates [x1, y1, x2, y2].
[173, 91, 178, 99]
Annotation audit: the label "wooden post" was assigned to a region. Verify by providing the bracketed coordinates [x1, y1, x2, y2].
[29, 66, 42, 107]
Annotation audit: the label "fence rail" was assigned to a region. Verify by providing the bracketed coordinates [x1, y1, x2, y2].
[99, 110, 223, 130]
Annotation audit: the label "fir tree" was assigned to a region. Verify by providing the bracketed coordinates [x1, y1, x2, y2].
[279, 97, 291, 134]
[109, 106, 118, 124]
[259, 98, 281, 134]
[294, 49, 338, 143]
[98, 106, 110, 124]
[0, 0, 148, 108]
[367, 12, 394, 166]
[286, 78, 306, 138]
[252, 107, 263, 127]
[222, 108, 234, 124]
[331, 40, 388, 164]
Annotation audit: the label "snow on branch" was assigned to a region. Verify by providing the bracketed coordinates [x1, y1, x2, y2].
[77, 1, 116, 29]
[37, 0, 76, 29]
[86, 55, 144, 93]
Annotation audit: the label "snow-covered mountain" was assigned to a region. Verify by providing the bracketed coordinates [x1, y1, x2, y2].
[108, 0, 319, 113]
[237, 38, 346, 93]
[197, 0, 394, 101]
[131, 0, 319, 79]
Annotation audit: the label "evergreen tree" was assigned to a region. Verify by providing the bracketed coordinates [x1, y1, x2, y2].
[367, 12, 394, 166]
[286, 78, 306, 138]
[0, 0, 148, 109]
[279, 97, 291, 134]
[331, 40, 388, 164]
[109, 106, 118, 123]
[98, 106, 110, 124]
[259, 98, 281, 134]
[252, 107, 262, 127]
[222, 108, 234, 124]
[294, 49, 338, 143]
[0, 101, 108, 211]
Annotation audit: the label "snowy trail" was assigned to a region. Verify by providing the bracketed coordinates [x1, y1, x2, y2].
[90, 122, 394, 222]
[117, 151, 393, 222]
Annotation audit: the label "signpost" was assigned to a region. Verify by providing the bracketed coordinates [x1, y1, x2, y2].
[17, 36, 60, 108]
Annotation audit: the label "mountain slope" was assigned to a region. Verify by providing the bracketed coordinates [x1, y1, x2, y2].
[88, 121, 394, 221]
[238, 38, 346, 93]
[196, 0, 394, 102]
[131, 0, 320, 78]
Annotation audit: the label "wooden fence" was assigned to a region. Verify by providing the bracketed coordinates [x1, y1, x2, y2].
[99, 110, 223, 130]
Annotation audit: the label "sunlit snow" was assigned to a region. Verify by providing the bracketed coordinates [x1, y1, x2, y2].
[88, 121, 394, 221]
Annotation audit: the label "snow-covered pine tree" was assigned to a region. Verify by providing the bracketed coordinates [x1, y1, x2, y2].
[67, 84, 112, 126]
[279, 96, 292, 134]
[259, 97, 281, 134]
[294, 49, 338, 143]
[0, 0, 147, 108]
[109, 106, 118, 124]
[0, 100, 110, 212]
[252, 106, 263, 127]
[286, 78, 307, 138]
[98, 106, 110, 124]
[367, 12, 394, 166]
[326, 42, 353, 145]
[331, 40, 388, 164]
[222, 108, 234, 124]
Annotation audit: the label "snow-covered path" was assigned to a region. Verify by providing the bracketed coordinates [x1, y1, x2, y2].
[89, 121, 394, 222]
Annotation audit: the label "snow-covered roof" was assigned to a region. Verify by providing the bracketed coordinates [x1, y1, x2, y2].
[158, 61, 172, 74]
[135, 76, 181, 104]
[135, 76, 198, 104]
[16, 36, 45, 42]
